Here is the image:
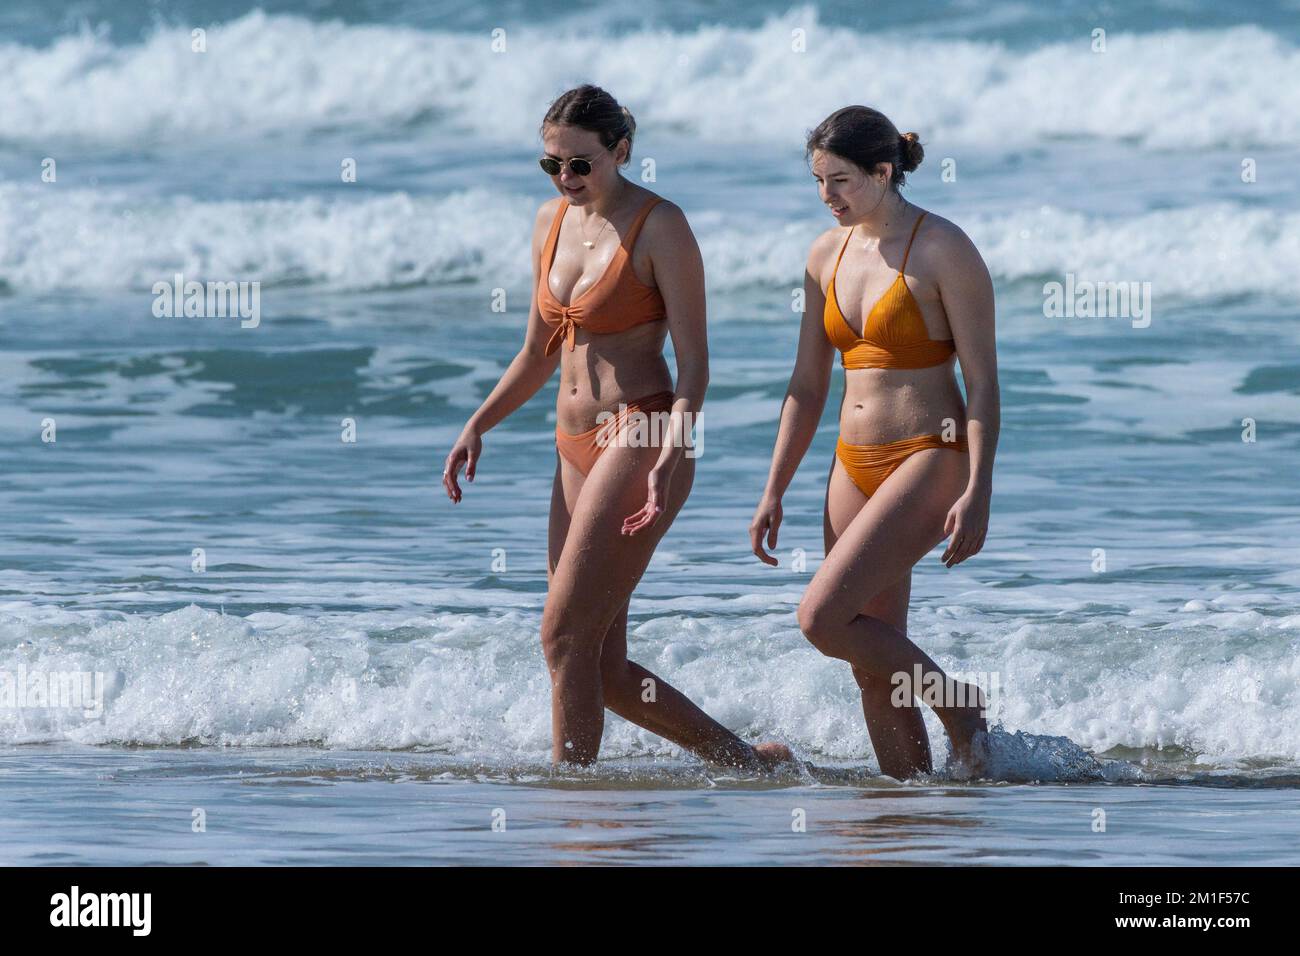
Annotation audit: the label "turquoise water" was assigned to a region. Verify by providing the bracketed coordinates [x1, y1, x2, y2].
[1, 1, 1299, 864]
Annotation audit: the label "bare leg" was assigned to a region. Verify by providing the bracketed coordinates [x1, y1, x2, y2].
[595, 600, 785, 766]
[804, 447, 986, 779]
[546, 448, 788, 769]
[825, 459, 932, 777]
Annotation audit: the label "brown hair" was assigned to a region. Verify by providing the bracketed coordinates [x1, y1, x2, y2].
[806, 106, 923, 187]
[541, 84, 636, 166]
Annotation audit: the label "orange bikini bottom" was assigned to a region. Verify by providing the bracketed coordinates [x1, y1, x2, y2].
[555, 391, 676, 477]
[835, 433, 969, 498]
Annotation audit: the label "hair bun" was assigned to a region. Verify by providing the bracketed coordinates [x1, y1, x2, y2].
[898, 131, 924, 173]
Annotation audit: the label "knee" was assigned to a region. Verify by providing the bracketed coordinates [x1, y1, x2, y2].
[539, 607, 599, 671]
[797, 597, 846, 655]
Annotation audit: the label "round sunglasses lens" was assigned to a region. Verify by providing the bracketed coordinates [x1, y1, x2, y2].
[539, 158, 562, 175]
[569, 159, 593, 176]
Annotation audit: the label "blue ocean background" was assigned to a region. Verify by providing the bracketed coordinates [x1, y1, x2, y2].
[1, 0, 1299, 863]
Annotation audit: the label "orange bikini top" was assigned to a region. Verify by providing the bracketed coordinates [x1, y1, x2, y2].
[538, 195, 667, 356]
[823, 210, 955, 369]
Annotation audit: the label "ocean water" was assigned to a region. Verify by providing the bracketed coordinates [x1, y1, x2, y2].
[1, 0, 1299, 865]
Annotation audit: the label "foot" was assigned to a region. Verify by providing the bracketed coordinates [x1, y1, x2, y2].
[753, 741, 795, 771]
[942, 683, 990, 779]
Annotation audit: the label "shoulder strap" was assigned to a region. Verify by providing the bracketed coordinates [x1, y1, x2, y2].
[622, 195, 663, 250]
[830, 227, 855, 283]
[541, 200, 568, 265]
[899, 211, 927, 273]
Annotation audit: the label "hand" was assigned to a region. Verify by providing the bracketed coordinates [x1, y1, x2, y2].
[622, 463, 673, 535]
[442, 428, 482, 503]
[749, 496, 782, 566]
[940, 488, 989, 567]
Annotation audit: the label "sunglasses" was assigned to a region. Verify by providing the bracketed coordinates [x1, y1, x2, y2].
[538, 144, 613, 177]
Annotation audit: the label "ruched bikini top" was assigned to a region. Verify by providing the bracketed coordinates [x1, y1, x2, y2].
[538, 195, 667, 356]
[823, 210, 956, 369]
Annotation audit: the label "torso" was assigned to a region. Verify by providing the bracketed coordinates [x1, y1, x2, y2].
[538, 188, 675, 433]
[819, 209, 967, 445]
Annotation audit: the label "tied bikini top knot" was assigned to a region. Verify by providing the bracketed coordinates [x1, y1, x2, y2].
[538, 195, 667, 356]
[823, 210, 956, 369]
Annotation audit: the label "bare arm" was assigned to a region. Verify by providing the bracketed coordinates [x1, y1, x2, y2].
[750, 231, 838, 563]
[442, 201, 562, 501]
[622, 201, 708, 534]
[935, 224, 999, 565]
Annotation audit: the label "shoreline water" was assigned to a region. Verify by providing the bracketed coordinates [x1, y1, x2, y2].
[2, 745, 1297, 866]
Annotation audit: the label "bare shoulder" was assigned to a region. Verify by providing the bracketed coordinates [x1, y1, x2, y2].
[808, 225, 847, 284]
[534, 196, 563, 232]
[639, 195, 692, 243]
[912, 209, 985, 274]
[529, 197, 562, 268]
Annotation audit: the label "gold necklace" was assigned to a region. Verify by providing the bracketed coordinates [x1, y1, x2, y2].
[579, 183, 630, 249]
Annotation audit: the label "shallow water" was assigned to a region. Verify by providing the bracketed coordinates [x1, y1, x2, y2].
[3, 746, 1297, 866]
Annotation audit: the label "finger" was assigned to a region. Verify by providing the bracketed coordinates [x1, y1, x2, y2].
[622, 501, 655, 533]
[625, 505, 660, 536]
[628, 480, 663, 534]
[940, 525, 958, 559]
[750, 517, 776, 566]
[945, 534, 967, 567]
[443, 456, 461, 501]
[941, 529, 963, 564]
[465, 449, 477, 482]
[767, 517, 779, 551]
[624, 509, 653, 531]
[624, 497, 654, 522]
[640, 504, 664, 532]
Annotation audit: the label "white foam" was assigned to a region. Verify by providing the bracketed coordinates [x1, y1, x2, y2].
[2, 11, 1297, 149]
[0, 184, 532, 292]
[2, 602, 1297, 775]
[4, 183, 1298, 303]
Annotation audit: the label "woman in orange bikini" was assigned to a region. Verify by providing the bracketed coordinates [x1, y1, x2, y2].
[751, 106, 1000, 779]
[443, 85, 790, 771]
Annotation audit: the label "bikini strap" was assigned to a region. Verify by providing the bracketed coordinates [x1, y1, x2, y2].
[541, 200, 568, 266]
[899, 210, 927, 274]
[830, 226, 855, 285]
[621, 195, 663, 250]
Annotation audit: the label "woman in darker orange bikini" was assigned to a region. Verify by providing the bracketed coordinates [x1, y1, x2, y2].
[751, 106, 1001, 779]
[443, 84, 789, 771]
